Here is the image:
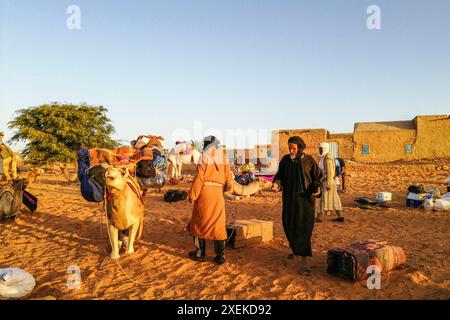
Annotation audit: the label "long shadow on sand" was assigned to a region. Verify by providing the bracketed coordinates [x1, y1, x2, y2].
[2, 186, 446, 300]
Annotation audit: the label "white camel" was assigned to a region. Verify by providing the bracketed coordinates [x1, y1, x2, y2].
[166, 142, 201, 180]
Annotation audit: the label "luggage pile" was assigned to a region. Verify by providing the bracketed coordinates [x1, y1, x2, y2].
[327, 240, 406, 281]
[134, 135, 164, 150]
[406, 185, 428, 208]
[77, 148, 105, 203]
[77, 135, 167, 203]
[423, 192, 450, 211]
[235, 163, 257, 186]
[407, 183, 450, 211]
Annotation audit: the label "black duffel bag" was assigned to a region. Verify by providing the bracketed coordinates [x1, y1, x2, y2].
[164, 190, 188, 202]
[408, 185, 425, 194]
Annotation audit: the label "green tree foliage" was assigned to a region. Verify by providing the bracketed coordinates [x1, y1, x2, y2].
[8, 103, 118, 164]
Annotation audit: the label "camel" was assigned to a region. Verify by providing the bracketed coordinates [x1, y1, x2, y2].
[59, 163, 78, 183]
[0, 168, 45, 221]
[0, 156, 18, 181]
[224, 178, 273, 201]
[166, 142, 201, 180]
[104, 166, 144, 259]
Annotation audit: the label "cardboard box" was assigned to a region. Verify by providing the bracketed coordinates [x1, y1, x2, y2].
[234, 219, 273, 242]
[376, 192, 392, 202]
[226, 219, 273, 249]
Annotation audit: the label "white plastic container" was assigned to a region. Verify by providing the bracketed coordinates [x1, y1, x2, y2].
[376, 192, 392, 202]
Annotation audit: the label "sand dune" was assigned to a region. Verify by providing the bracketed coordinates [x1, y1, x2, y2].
[0, 161, 449, 300]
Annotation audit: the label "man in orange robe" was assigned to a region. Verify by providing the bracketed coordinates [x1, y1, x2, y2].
[188, 136, 233, 265]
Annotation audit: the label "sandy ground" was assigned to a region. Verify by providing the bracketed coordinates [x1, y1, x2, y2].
[0, 161, 449, 300]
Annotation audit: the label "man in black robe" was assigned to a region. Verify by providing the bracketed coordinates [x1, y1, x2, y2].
[272, 136, 322, 275]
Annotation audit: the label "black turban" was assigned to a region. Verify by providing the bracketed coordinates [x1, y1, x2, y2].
[203, 135, 220, 151]
[288, 136, 306, 150]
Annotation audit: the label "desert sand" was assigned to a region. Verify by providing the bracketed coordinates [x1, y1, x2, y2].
[1, 160, 449, 300]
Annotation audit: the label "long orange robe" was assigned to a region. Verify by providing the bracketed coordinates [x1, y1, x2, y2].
[188, 149, 233, 240]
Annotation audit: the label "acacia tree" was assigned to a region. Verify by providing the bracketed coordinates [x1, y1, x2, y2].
[8, 103, 118, 179]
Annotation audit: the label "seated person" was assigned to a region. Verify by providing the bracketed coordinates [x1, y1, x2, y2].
[235, 163, 257, 185]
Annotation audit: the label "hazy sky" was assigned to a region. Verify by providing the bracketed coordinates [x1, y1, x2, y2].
[1, 0, 449, 150]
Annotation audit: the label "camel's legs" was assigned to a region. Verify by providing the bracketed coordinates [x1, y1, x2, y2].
[176, 162, 182, 179]
[168, 160, 177, 179]
[108, 224, 120, 259]
[165, 161, 170, 178]
[224, 193, 240, 201]
[126, 221, 140, 254]
[167, 160, 173, 179]
[172, 162, 178, 179]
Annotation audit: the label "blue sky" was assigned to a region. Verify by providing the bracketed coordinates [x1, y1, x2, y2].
[1, 0, 449, 150]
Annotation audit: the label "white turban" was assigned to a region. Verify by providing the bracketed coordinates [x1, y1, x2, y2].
[318, 142, 330, 157]
[318, 142, 330, 170]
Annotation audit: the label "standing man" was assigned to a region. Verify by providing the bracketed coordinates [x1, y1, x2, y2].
[272, 136, 322, 275]
[0, 131, 18, 181]
[315, 142, 344, 222]
[338, 158, 347, 193]
[334, 157, 346, 193]
[187, 136, 234, 265]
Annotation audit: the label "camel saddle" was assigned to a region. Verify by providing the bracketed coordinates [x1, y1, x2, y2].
[0, 180, 25, 222]
[88, 147, 157, 167]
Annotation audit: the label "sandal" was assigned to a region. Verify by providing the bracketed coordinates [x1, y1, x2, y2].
[298, 265, 312, 276]
[214, 255, 226, 265]
[188, 251, 205, 262]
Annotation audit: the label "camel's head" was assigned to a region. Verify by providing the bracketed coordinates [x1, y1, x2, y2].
[105, 166, 129, 191]
[23, 168, 45, 189]
[257, 178, 273, 191]
[30, 168, 45, 177]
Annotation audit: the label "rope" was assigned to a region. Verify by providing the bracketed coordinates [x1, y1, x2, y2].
[225, 226, 235, 245]
[1, 211, 22, 246]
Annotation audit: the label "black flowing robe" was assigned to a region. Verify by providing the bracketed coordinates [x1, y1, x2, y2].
[274, 154, 323, 257]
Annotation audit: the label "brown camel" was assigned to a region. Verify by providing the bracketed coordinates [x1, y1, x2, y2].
[105, 166, 144, 259]
[224, 178, 273, 201]
[0, 168, 45, 221]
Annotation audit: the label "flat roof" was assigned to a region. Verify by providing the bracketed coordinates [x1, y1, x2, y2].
[354, 120, 416, 132]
